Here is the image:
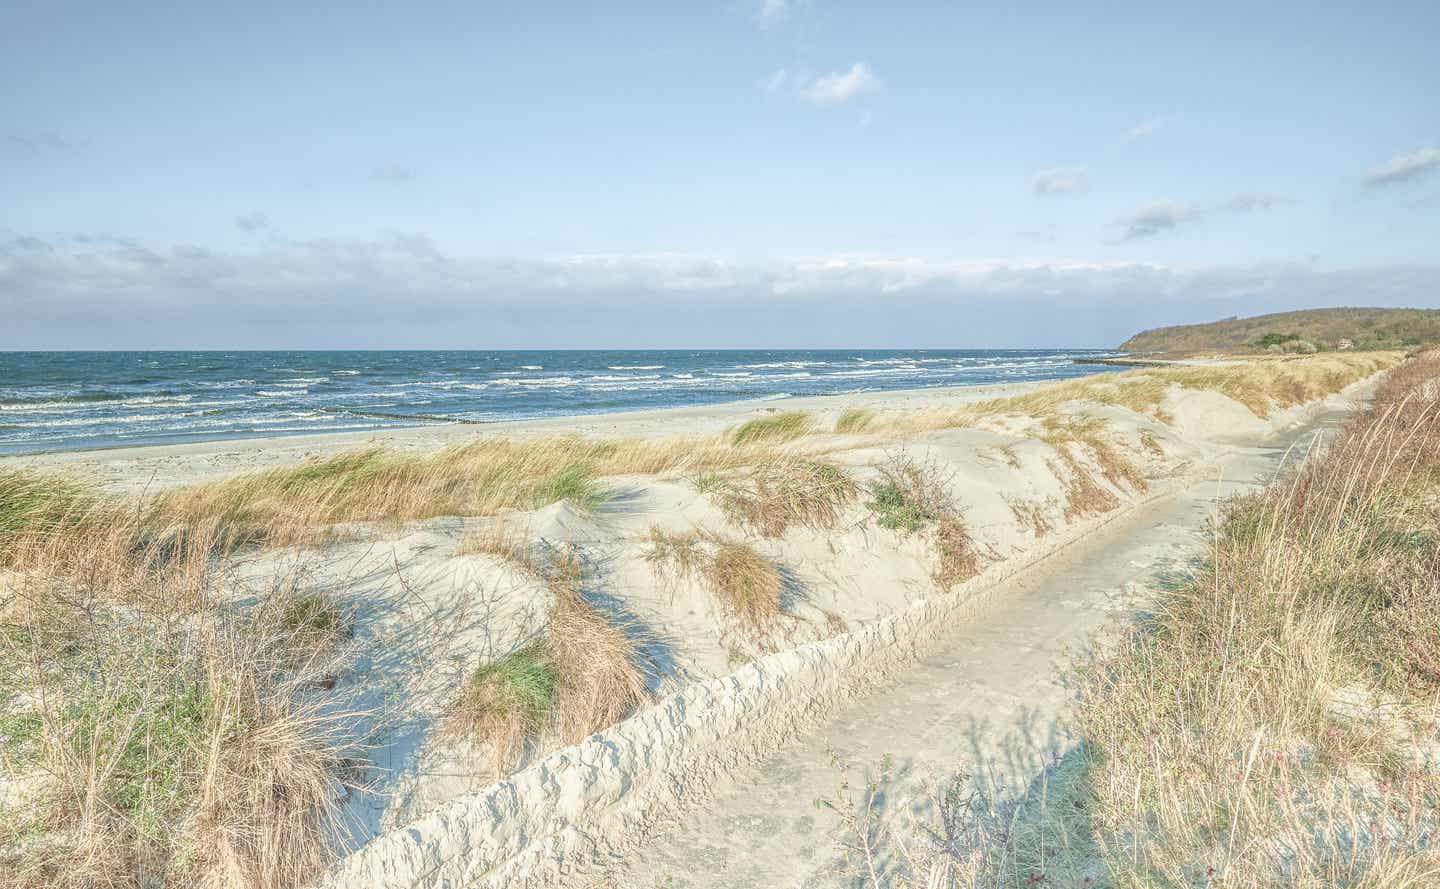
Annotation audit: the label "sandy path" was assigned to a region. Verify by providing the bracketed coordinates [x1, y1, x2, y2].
[592, 408, 1348, 889]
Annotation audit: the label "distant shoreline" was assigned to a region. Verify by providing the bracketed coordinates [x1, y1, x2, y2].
[0, 348, 1124, 459]
[2, 376, 1076, 490]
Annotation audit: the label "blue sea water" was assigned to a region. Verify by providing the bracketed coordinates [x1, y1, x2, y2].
[0, 349, 1123, 454]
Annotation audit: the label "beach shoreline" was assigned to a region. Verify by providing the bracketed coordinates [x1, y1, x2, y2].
[3, 377, 1063, 490]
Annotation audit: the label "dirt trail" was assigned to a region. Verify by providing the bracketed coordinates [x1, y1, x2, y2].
[592, 408, 1350, 889]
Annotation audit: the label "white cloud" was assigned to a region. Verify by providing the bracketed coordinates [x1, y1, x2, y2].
[1119, 193, 1293, 240]
[3, 234, 1435, 347]
[1124, 116, 1170, 141]
[1032, 167, 1088, 196]
[756, 0, 789, 30]
[1363, 147, 1440, 188]
[797, 63, 881, 106]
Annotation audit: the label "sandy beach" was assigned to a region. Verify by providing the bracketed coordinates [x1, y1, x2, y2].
[4, 378, 1060, 490]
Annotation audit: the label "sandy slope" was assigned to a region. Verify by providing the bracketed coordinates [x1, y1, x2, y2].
[593, 406, 1352, 888]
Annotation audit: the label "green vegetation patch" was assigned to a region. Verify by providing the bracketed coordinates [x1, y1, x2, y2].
[834, 408, 874, 434]
[454, 641, 558, 737]
[730, 411, 812, 445]
[0, 469, 98, 534]
[532, 463, 608, 511]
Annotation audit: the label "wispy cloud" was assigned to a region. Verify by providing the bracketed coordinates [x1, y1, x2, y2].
[1124, 116, 1170, 141]
[756, 0, 789, 31]
[371, 163, 415, 182]
[1120, 201, 1195, 239]
[759, 68, 791, 96]
[234, 212, 270, 233]
[798, 63, 881, 105]
[759, 63, 882, 106]
[1363, 147, 1440, 188]
[7, 131, 76, 152]
[1119, 193, 1293, 240]
[1031, 167, 1088, 196]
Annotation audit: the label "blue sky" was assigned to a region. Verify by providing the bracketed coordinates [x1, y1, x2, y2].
[3, 0, 1438, 348]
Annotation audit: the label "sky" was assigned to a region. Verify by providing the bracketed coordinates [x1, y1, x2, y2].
[2, 0, 1438, 349]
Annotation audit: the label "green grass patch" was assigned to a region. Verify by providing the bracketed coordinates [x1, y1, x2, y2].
[867, 478, 936, 533]
[276, 591, 351, 653]
[834, 408, 874, 434]
[730, 411, 811, 445]
[0, 469, 98, 534]
[532, 463, 608, 511]
[447, 641, 558, 767]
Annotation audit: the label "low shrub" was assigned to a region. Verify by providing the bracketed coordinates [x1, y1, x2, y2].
[866, 455, 984, 588]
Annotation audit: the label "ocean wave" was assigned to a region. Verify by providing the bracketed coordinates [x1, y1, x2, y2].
[587, 374, 662, 383]
[607, 364, 664, 370]
[736, 360, 832, 369]
[0, 389, 181, 406]
[520, 364, 544, 370]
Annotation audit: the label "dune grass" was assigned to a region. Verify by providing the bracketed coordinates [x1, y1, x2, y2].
[455, 520, 540, 575]
[834, 408, 875, 434]
[275, 589, 352, 657]
[866, 454, 984, 588]
[1004, 495, 1055, 538]
[840, 350, 1440, 886]
[1054, 351, 1440, 885]
[866, 351, 1402, 437]
[709, 458, 858, 538]
[702, 537, 784, 629]
[444, 641, 557, 774]
[445, 545, 651, 772]
[0, 565, 360, 889]
[641, 527, 784, 630]
[730, 410, 812, 445]
[530, 462, 608, 512]
[640, 526, 708, 585]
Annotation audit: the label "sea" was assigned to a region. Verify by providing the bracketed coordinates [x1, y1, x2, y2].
[0, 349, 1124, 455]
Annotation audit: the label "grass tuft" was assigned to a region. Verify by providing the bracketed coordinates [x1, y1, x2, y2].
[275, 590, 352, 658]
[703, 537, 784, 630]
[866, 454, 984, 588]
[532, 463, 608, 511]
[834, 408, 874, 434]
[712, 459, 858, 538]
[730, 411, 812, 445]
[443, 641, 557, 773]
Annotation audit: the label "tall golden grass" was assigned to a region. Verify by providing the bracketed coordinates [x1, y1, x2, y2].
[1065, 350, 1440, 886]
[826, 350, 1440, 887]
[0, 544, 361, 889]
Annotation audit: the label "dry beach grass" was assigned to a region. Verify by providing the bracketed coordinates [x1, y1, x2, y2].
[830, 351, 1440, 887]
